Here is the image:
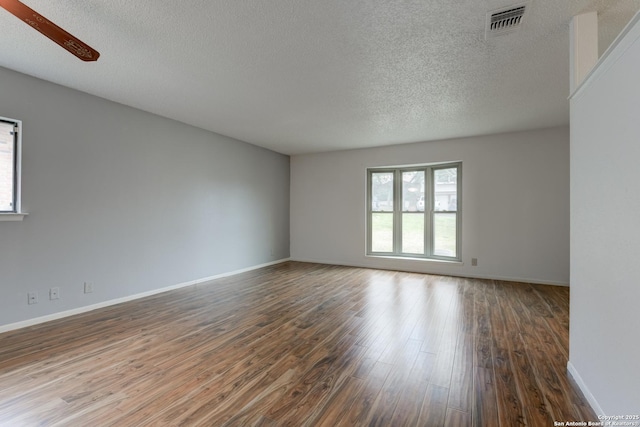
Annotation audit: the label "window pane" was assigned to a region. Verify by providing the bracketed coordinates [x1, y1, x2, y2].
[402, 171, 424, 212]
[0, 122, 15, 212]
[433, 213, 456, 257]
[371, 213, 393, 252]
[402, 213, 424, 254]
[434, 167, 457, 212]
[371, 172, 393, 212]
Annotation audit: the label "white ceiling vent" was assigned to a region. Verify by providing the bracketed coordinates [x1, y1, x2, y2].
[486, 4, 527, 39]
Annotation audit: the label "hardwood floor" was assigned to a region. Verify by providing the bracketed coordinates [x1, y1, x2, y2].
[0, 262, 596, 426]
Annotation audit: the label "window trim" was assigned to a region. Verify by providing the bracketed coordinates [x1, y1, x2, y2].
[0, 116, 26, 221]
[367, 162, 461, 261]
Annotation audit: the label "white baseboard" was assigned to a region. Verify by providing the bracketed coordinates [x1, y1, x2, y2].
[290, 257, 569, 287]
[567, 360, 605, 416]
[0, 258, 290, 334]
[1, 257, 564, 334]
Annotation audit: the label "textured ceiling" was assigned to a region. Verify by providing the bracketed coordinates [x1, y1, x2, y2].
[1, 0, 639, 154]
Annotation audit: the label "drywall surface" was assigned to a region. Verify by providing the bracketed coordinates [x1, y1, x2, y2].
[569, 14, 640, 414]
[291, 127, 570, 285]
[0, 66, 289, 328]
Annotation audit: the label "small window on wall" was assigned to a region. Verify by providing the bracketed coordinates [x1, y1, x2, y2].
[0, 117, 25, 220]
[367, 162, 461, 261]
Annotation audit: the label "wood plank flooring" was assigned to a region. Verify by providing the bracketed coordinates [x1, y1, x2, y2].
[0, 262, 596, 426]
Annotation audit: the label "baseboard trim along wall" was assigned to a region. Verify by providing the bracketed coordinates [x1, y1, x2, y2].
[567, 361, 604, 416]
[0, 258, 291, 334]
[2, 257, 567, 334]
[291, 258, 570, 287]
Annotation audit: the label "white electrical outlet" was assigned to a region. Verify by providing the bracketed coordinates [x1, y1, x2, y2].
[84, 282, 93, 293]
[50, 287, 60, 300]
[28, 291, 38, 305]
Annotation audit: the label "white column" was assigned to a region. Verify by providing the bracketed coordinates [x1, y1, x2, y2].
[570, 12, 599, 93]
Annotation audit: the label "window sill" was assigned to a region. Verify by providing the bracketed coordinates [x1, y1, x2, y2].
[0, 213, 28, 221]
[366, 255, 463, 265]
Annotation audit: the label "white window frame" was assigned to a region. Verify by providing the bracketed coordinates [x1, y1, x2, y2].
[367, 162, 461, 261]
[0, 116, 26, 221]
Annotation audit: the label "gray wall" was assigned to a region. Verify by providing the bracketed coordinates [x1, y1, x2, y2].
[0, 66, 290, 328]
[291, 127, 570, 285]
[570, 14, 640, 414]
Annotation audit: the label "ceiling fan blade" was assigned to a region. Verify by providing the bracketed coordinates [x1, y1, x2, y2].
[0, 0, 99, 61]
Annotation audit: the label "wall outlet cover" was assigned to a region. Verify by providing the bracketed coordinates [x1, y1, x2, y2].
[28, 291, 38, 304]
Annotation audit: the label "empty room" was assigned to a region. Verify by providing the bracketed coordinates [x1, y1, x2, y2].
[1, 0, 639, 425]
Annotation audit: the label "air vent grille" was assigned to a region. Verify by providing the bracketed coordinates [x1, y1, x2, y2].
[486, 4, 527, 38]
